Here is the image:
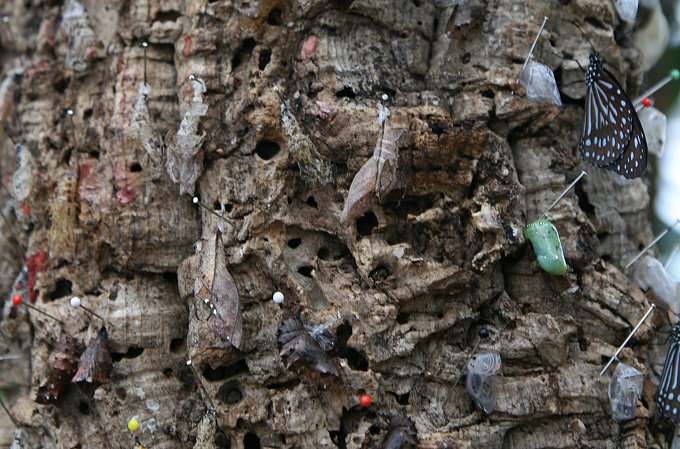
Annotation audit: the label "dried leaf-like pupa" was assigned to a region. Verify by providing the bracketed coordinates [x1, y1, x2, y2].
[194, 226, 243, 349]
[278, 315, 339, 377]
[524, 219, 567, 275]
[59, 0, 98, 71]
[341, 125, 406, 223]
[193, 410, 217, 449]
[281, 103, 334, 185]
[36, 331, 83, 404]
[128, 84, 163, 180]
[465, 351, 501, 414]
[48, 177, 78, 262]
[71, 327, 112, 386]
[166, 77, 208, 195]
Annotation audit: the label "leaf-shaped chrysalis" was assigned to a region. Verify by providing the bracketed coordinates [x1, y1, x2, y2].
[341, 124, 407, 223]
[194, 207, 243, 349]
[166, 76, 208, 195]
[524, 219, 567, 275]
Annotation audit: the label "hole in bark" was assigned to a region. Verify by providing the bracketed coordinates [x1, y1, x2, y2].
[396, 312, 408, 324]
[243, 432, 260, 449]
[395, 391, 410, 405]
[298, 265, 313, 277]
[306, 196, 318, 208]
[336, 86, 356, 99]
[111, 347, 144, 362]
[334, 323, 368, 371]
[267, 8, 282, 25]
[115, 387, 127, 400]
[258, 48, 271, 70]
[287, 237, 302, 249]
[461, 52, 470, 64]
[216, 430, 231, 449]
[154, 11, 181, 22]
[232, 38, 256, 69]
[369, 265, 389, 282]
[203, 359, 249, 381]
[83, 108, 93, 119]
[89, 150, 100, 159]
[163, 271, 178, 285]
[130, 163, 142, 172]
[170, 338, 185, 353]
[79, 401, 90, 415]
[331, 0, 353, 10]
[218, 381, 243, 404]
[163, 368, 173, 378]
[317, 247, 330, 260]
[55, 77, 70, 93]
[368, 425, 380, 435]
[255, 140, 280, 160]
[50, 279, 73, 300]
[575, 183, 595, 215]
[356, 212, 378, 236]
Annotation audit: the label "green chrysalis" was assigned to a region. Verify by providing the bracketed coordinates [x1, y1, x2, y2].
[524, 219, 567, 275]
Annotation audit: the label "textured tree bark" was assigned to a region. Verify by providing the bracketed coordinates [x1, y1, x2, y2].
[0, 0, 668, 448]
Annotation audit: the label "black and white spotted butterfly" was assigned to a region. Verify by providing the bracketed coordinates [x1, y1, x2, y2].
[656, 323, 680, 423]
[579, 52, 647, 179]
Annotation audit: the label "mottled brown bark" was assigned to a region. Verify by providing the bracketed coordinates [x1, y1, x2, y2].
[0, 0, 668, 448]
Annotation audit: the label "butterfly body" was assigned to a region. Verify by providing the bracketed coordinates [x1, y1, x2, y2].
[579, 52, 647, 178]
[656, 324, 680, 422]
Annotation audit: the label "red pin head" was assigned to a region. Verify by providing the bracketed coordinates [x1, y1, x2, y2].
[12, 294, 22, 305]
[642, 97, 652, 108]
[360, 393, 371, 407]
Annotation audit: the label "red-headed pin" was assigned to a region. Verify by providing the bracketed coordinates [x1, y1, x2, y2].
[12, 294, 64, 325]
[360, 393, 372, 408]
[642, 97, 652, 108]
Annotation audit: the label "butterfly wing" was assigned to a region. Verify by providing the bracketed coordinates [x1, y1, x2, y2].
[606, 99, 648, 179]
[579, 68, 634, 167]
[656, 339, 680, 423]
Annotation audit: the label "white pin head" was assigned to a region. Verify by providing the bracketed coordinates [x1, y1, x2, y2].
[273, 291, 284, 304]
[70, 296, 81, 308]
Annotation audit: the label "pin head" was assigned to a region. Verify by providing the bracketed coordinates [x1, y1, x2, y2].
[671, 69, 680, 81]
[642, 97, 652, 108]
[479, 328, 489, 339]
[70, 296, 81, 308]
[128, 417, 139, 432]
[12, 294, 22, 306]
[273, 291, 284, 304]
[142, 42, 148, 48]
[360, 393, 371, 407]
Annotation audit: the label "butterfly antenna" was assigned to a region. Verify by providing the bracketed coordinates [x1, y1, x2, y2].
[567, 20, 596, 52]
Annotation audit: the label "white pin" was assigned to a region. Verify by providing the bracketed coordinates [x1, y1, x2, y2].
[187, 360, 216, 411]
[69, 296, 109, 325]
[273, 291, 284, 304]
[626, 218, 680, 269]
[633, 68, 679, 110]
[537, 170, 587, 221]
[600, 304, 655, 376]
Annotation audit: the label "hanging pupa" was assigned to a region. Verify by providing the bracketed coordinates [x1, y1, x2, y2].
[524, 219, 567, 275]
[519, 60, 562, 106]
[465, 351, 502, 414]
[638, 105, 666, 156]
[608, 363, 644, 422]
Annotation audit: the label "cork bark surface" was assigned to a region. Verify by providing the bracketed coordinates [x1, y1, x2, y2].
[0, 0, 669, 448]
